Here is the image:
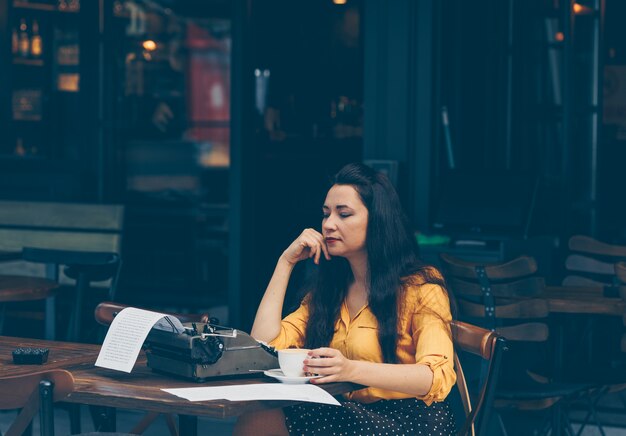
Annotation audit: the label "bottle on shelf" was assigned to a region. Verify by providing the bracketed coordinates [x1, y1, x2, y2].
[18, 19, 30, 58]
[15, 138, 26, 157]
[30, 20, 42, 58]
[11, 25, 19, 55]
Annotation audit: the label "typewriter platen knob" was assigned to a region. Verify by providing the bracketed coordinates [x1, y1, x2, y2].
[192, 336, 223, 364]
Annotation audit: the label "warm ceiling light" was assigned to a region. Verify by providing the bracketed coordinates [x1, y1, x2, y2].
[142, 40, 157, 51]
[554, 32, 564, 42]
[333, 0, 347, 4]
[573, 3, 593, 14]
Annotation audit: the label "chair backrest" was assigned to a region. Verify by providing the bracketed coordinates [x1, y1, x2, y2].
[451, 320, 507, 436]
[440, 253, 549, 343]
[0, 201, 124, 284]
[94, 301, 210, 326]
[0, 369, 74, 436]
[563, 235, 626, 295]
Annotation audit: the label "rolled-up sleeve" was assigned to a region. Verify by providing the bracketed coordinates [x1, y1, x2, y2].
[268, 301, 310, 350]
[412, 284, 456, 405]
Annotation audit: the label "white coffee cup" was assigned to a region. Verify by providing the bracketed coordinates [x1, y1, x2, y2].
[278, 348, 310, 377]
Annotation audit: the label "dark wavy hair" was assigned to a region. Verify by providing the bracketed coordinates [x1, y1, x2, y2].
[303, 163, 448, 363]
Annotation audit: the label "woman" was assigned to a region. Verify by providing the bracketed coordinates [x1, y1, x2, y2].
[235, 163, 456, 435]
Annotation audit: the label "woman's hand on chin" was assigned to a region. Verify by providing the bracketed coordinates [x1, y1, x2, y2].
[281, 228, 331, 266]
[303, 347, 356, 384]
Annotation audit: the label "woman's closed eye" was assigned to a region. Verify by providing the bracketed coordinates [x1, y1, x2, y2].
[322, 210, 352, 217]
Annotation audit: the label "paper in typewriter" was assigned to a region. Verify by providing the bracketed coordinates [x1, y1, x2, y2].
[95, 307, 184, 373]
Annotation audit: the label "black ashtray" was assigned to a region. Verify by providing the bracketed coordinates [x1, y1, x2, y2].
[12, 347, 49, 364]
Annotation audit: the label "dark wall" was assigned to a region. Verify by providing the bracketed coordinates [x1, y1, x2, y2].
[230, 0, 364, 328]
[363, 0, 436, 232]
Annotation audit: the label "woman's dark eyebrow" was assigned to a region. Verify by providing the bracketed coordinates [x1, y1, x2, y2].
[322, 204, 354, 210]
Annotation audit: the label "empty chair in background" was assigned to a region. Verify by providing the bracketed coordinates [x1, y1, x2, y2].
[559, 236, 626, 423]
[440, 253, 595, 436]
[563, 235, 626, 297]
[0, 201, 124, 341]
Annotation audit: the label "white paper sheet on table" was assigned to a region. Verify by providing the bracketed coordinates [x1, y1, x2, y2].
[95, 307, 184, 373]
[162, 384, 341, 406]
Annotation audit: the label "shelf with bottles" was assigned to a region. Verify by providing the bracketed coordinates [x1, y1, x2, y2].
[13, 0, 80, 14]
[10, 15, 81, 93]
[3, 132, 47, 158]
[12, 88, 44, 122]
[11, 17, 45, 62]
[12, 57, 44, 66]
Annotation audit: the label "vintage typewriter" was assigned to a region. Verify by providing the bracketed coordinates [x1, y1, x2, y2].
[144, 321, 278, 382]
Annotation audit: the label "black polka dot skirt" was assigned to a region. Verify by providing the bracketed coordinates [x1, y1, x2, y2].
[283, 398, 455, 435]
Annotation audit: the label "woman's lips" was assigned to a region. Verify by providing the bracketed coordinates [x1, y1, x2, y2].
[325, 238, 339, 244]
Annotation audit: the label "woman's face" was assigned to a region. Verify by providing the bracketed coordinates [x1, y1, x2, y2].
[322, 184, 369, 259]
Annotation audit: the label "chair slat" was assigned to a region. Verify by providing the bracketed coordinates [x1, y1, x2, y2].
[565, 254, 614, 276]
[496, 323, 549, 342]
[0, 370, 74, 409]
[451, 320, 498, 359]
[459, 299, 549, 319]
[562, 275, 609, 289]
[449, 276, 545, 299]
[569, 235, 626, 258]
[440, 253, 537, 280]
[616, 262, 626, 284]
[0, 201, 123, 231]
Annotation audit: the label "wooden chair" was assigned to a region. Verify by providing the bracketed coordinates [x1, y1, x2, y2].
[93, 301, 210, 436]
[0, 275, 59, 335]
[0, 370, 74, 436]
[0, 200, 124, 341]
[451, 320, 507, 436]
[441, 253, 594, 435]
[563, 235, 626, 297]
[549, 236, 626, 435]
[562, 236, 626, 384]
[0, 369, 134, 436]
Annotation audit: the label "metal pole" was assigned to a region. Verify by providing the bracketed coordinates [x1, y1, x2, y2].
[505, 0, 514, 169]
[589, 0, 605, 236]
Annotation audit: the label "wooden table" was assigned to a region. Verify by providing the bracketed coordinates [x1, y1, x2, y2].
[0, 336, 360, 434]
[0, 336, 98, 377]
[540, 287, 625, 375]
[543, 286, 625, 316]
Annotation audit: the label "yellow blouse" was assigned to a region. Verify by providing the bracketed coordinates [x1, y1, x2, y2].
[268, 275, 456, 405]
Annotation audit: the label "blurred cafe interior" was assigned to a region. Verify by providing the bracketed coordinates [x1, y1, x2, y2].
[1, 0, 626, 434]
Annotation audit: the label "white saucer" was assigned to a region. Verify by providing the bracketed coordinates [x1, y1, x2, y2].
[263, 369, 322, 384]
